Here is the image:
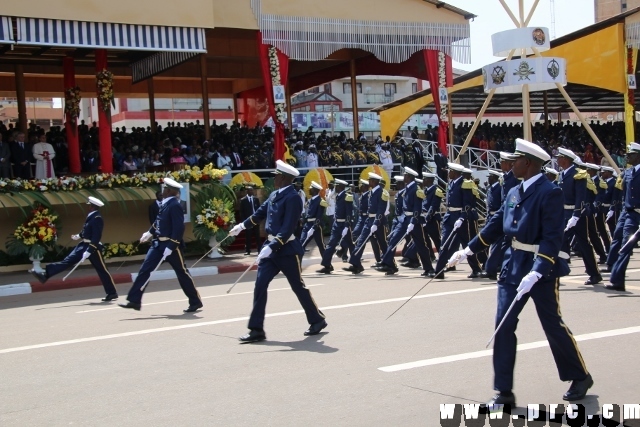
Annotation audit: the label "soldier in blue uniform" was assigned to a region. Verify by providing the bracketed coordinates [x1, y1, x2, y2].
[544, 167, 559, 183]
[374, 176, 405, 271]
[229, 160, 326, 342]
[351, 179, 370, 242]
[299, 181, 327, 258]
[317, 179, 354, 274]
[584, 162, 609, 262]
[606, 142, 640, 291]
[601, 166, 619, 244]
[119, 178, 203, 313]
[421, 173, 443, 263]
[556, 148, 602, 286]
[448, 138, 593, 406]
[480, 170, 504, 280]
[30, 196, 118, 302]
[378, 167, 432, 275]
[431, 163, 481, 279]
[344, 172, 388, 274]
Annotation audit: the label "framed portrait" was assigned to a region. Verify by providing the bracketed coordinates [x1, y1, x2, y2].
[629, 74, 637, 90]
[273, 85, 286, 103]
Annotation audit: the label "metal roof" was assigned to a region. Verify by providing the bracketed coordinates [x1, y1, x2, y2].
[421, 0, 477, 20]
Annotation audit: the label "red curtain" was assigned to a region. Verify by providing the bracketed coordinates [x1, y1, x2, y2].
[63, 57, 81, 174]
[257, 33, 289, 162]
[423, 50, 453, 155]
[95, 49, 113, 173]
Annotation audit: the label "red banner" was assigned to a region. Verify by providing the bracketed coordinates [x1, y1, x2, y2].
[423, 50, 453, 155]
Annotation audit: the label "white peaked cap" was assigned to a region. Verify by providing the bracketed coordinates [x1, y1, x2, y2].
[393, 175, 404, 182]
[629, 142, 640, 153]
[601, 166, 615, 173]
[360, 179, 369, 185]
[462, 168, 473, 174]
[544, 167, 559, 175]
[87, 196, 104, 207]
[415, 178, 423, 184]
[163, 177, 183, 189]
[423, 172, 437, 178]
[557, 147, 577, 160]
[500, 151, 517, 161]
[334, 179, 349, 186]
[368, 172, 383, 180]
[512, 138, 551, 163]
[403, 167, 419, 177]
[447, 163, 465, 172]
[310, 181, 323, 190]
[273, 159, 300, 177]
[585, 163, 600, 170]
[488, 169, 503, 177]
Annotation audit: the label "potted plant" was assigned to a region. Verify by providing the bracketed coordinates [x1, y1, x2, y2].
[192, 184, 237, 258]
[6, 203, 60, 272]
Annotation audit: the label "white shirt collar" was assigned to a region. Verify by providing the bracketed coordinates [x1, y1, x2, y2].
[86, 210, 98, 219]
[371, 185, 381, 193]
[406, 181, 415, 188]
[451, 176, 462, 185]
[162, 196, 177, 206]
[521, 173, 543, 192]
[491, 181, 500, 188]
[562, 164, 575, 176]
[311, 195, 319, 200]
[278, 184, 292, 193]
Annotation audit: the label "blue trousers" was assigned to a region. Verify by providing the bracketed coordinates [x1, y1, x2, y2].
[46, 243, 116, 295]
[562, 211, 599, 277]
[321, 222, 353, 268]
[381, 219, 407, 267]
[300, 222, 325, 257]
[493, 277, 589, 392]
[127, 242, 201, 306]
[434, 213, 482, 274]
[606, 211, 627, 268]
[249, 254, 325, 330]
[349, 219, 387, 268]
[610, 210, 640, 287]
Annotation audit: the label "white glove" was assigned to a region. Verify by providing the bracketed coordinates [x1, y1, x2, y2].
[370, 224, 378, 234]
[307, 227, 315, 238]
[163, 247, 172, 258]
[453, 218, 464, 230]
[448, 247, 473, 267]
[140, 232, 153, 243]
[565, 216, 579, 231]
[229, 223, 245, 237]
[516, 271, 542, 300]
[71, 234, 80, 241]
[606, 211, 614, 222]
[257, 245, 272, 261]
[81, 251, 91, 261]
[406, 223, 415, 233]
[341, 227, 348, 237]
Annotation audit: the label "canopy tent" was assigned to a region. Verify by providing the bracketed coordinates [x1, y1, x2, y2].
[374, 7, 640, 143]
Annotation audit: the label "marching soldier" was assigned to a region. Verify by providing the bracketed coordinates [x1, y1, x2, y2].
[421, 172, 443, 263]
[556, 148, 602, 286]
[480, 169, 504, 280]
[462, 167, 486, 275]
[430, 163, 480, 279]
[606, 142, 640, 291]
[583, 163, 608, 262]
[229, 160, 327, 342]
[448, 138, 593, 406]
[602, 166, 620, 241]
[375, 175, 406, 273]
[30, 196, 118, 302]
[350, 179, 370, 243]
[317, 179, 354, 274]
[344, 172, 388, 274]
[300, 181, 327, 257]
[120, 178, 203, 312]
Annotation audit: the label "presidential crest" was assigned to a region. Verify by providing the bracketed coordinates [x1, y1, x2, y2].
[532, 28, 546, 46]
[513, 61, 535, 81]
[491, 65, 507, 85]
[547, 59, 560, 80]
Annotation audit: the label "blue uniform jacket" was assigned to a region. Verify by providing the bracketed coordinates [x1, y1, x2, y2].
[368, 186, 387, 226]
[358, 191, 370, 218]
[487, 182, 502, 215]
[423, 185, 443, 220]
[334, 190, 353, 221]
[79, 211, 104, 254]
[622, 167, 640, 210]
[149, 197, 185, 251]
[394, 189, 405, 224]
[468, 175, 570, 283]
[611, 176, 623, 213]
[558, 165, 588, 218]
[446, 177, 476, 220]
[501, 170, 519, 203]
[243, 185, 304, 256]
[305, 196, 324, 224]
[402, 182, 422, 225]
[594, 176, 607, 213]
[585, 177, 598, 215]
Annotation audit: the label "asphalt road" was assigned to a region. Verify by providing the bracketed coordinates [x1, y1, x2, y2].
[1, 257, 639, 426]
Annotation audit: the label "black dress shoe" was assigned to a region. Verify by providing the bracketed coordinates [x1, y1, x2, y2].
[101, 294, 118, 302]
[563, 374, 594, 401]
[584, 275, 602, 286]
[384, 269, 399, 276]
[119, 302, 141, 311]
[375, 264, 393, 272]
[434, 272, 445, 280]
[402, 261, 421, 269]
[239, 329, 266, 343]
[479, 271, 497, 280]
[183, 303, 203, 313]
[598, 258, 607, 265]
[244, 251, 251, 256]
[29, 269, 48, 284]
[421, 270, 435, 277]
[468, 271, 481, 279]
[483, 391, 516, 407]
[600, 266, 611, 273]
[316, 267, 333, 274]
[604, 284, 626, 291]
[399, 257, 408, 263]
[342, 265, 356, 272]
[342, 256, 349, 263]
[336, 248, 344, 258]
[351, 266, 365, 275]
[370, 262, 382, 269]
[304, 320, 328, 336]
[446, 266, 456, 272]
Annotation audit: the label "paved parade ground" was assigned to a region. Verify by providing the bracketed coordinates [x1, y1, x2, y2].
[1, 256, 640, 426]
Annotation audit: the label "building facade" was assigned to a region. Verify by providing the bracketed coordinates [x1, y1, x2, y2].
[595, 0, 640, 22]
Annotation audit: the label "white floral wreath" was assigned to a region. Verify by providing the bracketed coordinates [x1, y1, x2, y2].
[268, 46, 286, 124]
[438, 51, 448, 123]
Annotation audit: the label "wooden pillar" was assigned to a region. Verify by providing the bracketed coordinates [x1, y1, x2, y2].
[147, 77, 157, 134]
[14, 64, 28, 135]
[63, 57, 81, 173]
[95, 49, 113, 173]
[232, 93, 239, 123]
[350, 59, 359, 139]
[200, 54, 211, 141]
[285, 82, 293, 131]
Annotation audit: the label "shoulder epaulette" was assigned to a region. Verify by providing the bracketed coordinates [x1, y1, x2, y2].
[461, 179, 477, 190]
[598, 179, 608, 190]
[574, 169, 588, 180]
[416, 189, 426, 199]
[320, 199, 329, 208]
[345, 194, 354, 202]
[615, 175, 624, 190]
[435, 188, 445, 198]
[586, 178, 598, 194]
[381, 190, 390, 202]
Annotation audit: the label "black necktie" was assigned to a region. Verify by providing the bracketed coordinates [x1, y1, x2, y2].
[518, 185, 525, 198]
[249, 196, 255, 214]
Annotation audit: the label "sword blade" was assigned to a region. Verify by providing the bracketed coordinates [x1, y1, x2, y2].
[485, 295, 519, 348]
[226, 258, 259, 294]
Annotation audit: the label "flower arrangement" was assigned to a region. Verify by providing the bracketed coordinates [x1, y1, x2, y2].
[193, 198, 236, 242]
[102, 242, 138, 260]
[96, 69, 115, 113]
[268, 46, 286, 124]
[438, 51, 449, 122]
[6, 203, 60, 259]
[64, 86, 81, 123]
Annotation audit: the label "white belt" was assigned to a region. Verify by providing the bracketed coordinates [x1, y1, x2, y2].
[512, 239, 570, 260]
[448, 207, 462, 212]
[82, 239, 93, 243]
[420, 213, 427, 218]
[489, 211, 497, 215]
[404, 212, 414, 216]
[307, 218, 316, 222]
[336, 219, 346, 223]
[368, 214, 377, 217]
[602, 204, 611, 207]
[267, 234, 296, 243]
[564, 204, 575, 209]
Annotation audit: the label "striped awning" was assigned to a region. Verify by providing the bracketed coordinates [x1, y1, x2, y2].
[0, 16, 14, 45]
[131, 51, 200, 84]
[16, 18, 206, 52]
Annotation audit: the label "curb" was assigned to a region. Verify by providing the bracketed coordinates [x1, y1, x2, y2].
[0, 253, 377, 297]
